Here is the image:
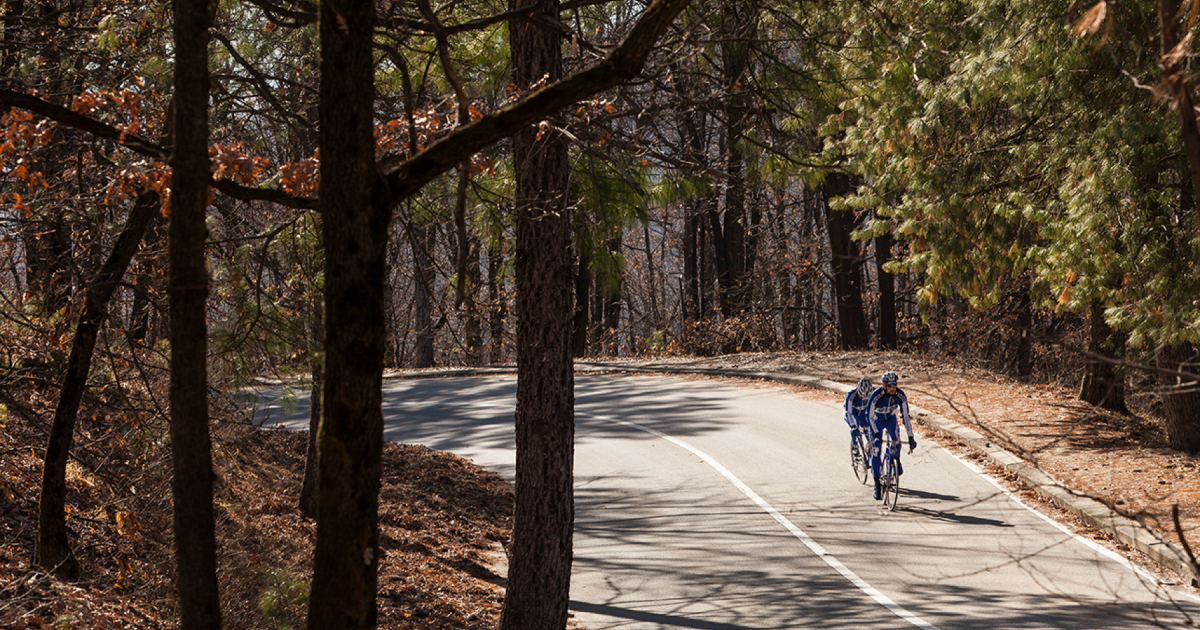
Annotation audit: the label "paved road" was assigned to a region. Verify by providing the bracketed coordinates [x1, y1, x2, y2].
[253, 374, 1200, 629]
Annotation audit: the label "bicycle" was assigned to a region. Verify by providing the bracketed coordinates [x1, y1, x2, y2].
[850, 429, 871, 484]
[878, 437, 912, 511]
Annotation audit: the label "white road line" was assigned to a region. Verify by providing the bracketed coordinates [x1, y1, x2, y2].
[577, 411, 943, 630]
[273, 382, 1200, 613]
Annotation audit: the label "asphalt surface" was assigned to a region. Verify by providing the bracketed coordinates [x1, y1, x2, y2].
[253, 374, 1200, 629]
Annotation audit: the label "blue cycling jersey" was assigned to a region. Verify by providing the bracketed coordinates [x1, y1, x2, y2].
[867, 387, 913, 439]
[843, 389, 871, 431]
[867, 386, 913, 479]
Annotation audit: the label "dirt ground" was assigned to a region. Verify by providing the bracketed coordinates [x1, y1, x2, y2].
[588, 350, 1200, 588]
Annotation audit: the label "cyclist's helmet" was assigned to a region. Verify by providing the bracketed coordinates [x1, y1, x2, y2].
[856, 377, 872, 399]
[881, 371, 899, 386]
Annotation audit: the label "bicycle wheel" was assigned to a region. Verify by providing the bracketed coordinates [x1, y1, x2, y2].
[851, 435, 870, 484]
[882, 456, 900, 511]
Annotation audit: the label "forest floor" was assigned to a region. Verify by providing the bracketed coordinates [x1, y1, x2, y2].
[1, 349, 1198, 629]
[1, 422, 516, 629]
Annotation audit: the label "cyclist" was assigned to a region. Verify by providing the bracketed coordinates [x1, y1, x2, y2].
[867, 371, 917, 500]
[843, 377, 873, 452]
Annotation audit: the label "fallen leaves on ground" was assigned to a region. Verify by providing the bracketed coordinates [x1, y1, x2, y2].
[0, 411, 513, 629]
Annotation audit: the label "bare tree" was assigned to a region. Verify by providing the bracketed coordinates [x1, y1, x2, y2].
[168, 0, 221, 626]
[36, 190, 160, 578]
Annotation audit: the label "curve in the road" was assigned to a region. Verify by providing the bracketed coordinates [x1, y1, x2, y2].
[578, 410, 942, 630]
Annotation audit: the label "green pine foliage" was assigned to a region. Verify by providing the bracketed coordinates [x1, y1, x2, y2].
[823, 0, 1197, 347]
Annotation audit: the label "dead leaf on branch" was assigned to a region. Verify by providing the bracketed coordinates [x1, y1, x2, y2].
[1072, 1, 1110, 46]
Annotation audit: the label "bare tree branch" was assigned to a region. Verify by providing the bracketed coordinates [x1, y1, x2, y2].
[0, 89, 317, 210]
[383, 0, 694, 204]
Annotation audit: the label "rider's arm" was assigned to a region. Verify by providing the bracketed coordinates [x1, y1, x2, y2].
[866, 389, 882, 435]
[898, 389, 913, 437]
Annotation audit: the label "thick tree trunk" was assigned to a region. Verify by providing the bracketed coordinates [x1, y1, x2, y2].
[36, 190, 159, 579]
[875, 230, 897, 350]
[1079, 302, 1127, 413]
[168, 0, 221, 626]
[307, 0, 388, 626]
[823, 173, 868, 349]
[501, 0, 575, 627]
[1157, 343, 1200, 454]
[716, 1, 753, 322]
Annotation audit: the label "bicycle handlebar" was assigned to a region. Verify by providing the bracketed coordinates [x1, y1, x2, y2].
[877, 438, 914, 456]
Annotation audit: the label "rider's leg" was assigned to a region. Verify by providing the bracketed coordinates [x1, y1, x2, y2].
[880, 418, 900, 478]
[869, 427, 883, 499]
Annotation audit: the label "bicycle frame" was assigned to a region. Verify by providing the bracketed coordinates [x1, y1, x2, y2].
[878, 437, 903, 511]
[851, 428, 871, 484]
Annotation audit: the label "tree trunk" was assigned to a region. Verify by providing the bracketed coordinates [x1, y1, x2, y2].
[20, 211, 73, 318]
[1079, 301, 1127, 412]
[1159, 0, 1200, 218]
[36, 190, 159, 579]
[488, 237, 506, 364]
[682, 202, 699, 325]
[698, 194, 714, 328]
[501, 0, 575, 627]
[601, 237, 623, 356]
[1, 0, 25, 76]
[168, 0, 221, 625]
[716, 0, 754, 323]
[572, 242, 592, 357]
[642, 222, 661, 328]
[588, 241, 620, 356]
[875, 230, 897, 350]
[453, 163, 484, 364]
[128, 217, 164, 345]
[411, 223, 436, 368]
[772, 203, 799, 347]
[1157, 343, 1200, 454]
[705, 193, 731, 317]
[298, 288, 324, 518]
[1011, 275, 1033, 378]
[673, 65, 708, 341]
[823, 173, 868, 349]
[307, 0, 388, 626]
[463, 237, 484, 365]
